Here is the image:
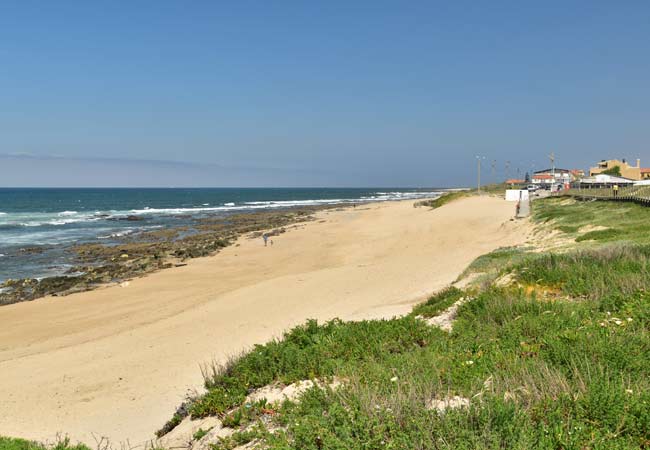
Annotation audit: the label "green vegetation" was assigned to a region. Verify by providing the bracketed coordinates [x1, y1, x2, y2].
[415, 190, 470, 209]
[193, 428, 211, 441]
[575, 228, 622, 242]
[534, 196, 650, 245]
[186, 317, 435, 419]
[514, 245, 650, 303]
[479, 182, 510, 196]
[0, 437, 90, 450]
[415, 184, 508, 210]
[411, 286, 464, 318]
[459, 246, 530, 280]
[602, 165, 622, 176]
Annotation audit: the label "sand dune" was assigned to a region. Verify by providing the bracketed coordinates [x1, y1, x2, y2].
[0, 196, 530, 445]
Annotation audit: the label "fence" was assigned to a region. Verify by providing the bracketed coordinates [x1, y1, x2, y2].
[566, 185, 650, 205]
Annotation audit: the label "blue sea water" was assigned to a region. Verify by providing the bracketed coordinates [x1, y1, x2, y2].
[0, 188, 444, 282]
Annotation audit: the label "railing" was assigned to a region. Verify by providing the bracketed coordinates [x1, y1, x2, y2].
[565, 185, 650, 204]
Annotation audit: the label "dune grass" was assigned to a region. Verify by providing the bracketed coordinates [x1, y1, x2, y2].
[183, 317, 438, 421]
[415, 184, 508, 210]
[158, 237, 650, 448]
[534, 196, 650, 245]
[411, 286, 465, 318]
[415, 190, 470, 209]
[0, 437, 89, 450]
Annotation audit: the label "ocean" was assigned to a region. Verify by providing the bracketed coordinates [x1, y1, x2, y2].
[0, 188, 444, 282]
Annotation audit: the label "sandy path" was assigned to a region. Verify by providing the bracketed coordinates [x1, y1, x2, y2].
[0, 196, 529, 445]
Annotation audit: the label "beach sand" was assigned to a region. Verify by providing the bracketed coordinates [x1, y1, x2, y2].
[0, 196, 530, 445]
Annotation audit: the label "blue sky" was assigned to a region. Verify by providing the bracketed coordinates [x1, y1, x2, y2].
[1, 1, 649, 187]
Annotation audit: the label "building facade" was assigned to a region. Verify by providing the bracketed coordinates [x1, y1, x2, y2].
[589, 159, 643, 180]
[573, 174, 635, 189]
[531, 168, 575, 187]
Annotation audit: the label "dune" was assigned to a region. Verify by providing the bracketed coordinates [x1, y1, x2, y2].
[0, 196, 530, 445]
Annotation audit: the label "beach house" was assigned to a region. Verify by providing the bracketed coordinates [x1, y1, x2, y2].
[531, 168, 576, 188]
[589, 158, 643, 180]
[573, 173, 635, 189]
[505, 178, 525, 187]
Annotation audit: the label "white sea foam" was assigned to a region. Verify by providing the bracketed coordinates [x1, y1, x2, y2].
[98, 229, 136, 239]
[96, 225, 163, 239]
[0, 211, 103, 228]
[1, 191, 446, 231]
[117, 192, 444, 216]
[17, 216, 99, 227]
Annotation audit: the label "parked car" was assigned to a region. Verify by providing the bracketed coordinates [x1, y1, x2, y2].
[527, 185, 539, 191]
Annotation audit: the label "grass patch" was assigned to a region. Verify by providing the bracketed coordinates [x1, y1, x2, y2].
[187, 317, 438, 419]
[461, 246, 530, 278]
[534, 196, 650, 244]
[0, 437, 90, 450]
[415, 184, 507, 210]
[415, 190, 470, 209]
[193, 427, 211, 441]
[576, 228, 621, 242]
[514, 245, 650, 304]
[411, 286, 464, 318]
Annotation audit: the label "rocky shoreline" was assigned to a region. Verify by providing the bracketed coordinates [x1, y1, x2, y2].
[0, 205, 338, 306]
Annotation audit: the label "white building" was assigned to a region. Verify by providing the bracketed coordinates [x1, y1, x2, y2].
[531, 168, 575, 186]
[574, 174, 635, 188]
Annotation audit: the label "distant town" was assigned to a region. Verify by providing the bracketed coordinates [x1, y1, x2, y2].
[505, 158, 650, 192]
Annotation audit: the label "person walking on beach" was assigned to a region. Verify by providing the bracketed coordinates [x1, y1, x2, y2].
[262, 233, 268, 246]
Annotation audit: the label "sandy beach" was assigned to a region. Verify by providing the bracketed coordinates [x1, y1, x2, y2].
[0, 196, 530, 445]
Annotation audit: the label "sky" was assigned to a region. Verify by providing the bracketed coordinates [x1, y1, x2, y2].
[1, 1, 649, 187]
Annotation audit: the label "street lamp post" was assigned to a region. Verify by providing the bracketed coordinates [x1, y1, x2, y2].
[476, 156, 486, 194]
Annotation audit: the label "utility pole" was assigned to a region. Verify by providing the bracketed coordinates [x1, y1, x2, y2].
[476, 156, 485, 193]
[491, 160, 496, 182]
[549, 152, 555, 176]
[549, 152, 556, 190]
[505, 160, 511, 180]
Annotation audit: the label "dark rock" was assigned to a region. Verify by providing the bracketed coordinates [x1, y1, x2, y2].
[122, 215, 145, 221]
[18, 246, 49, 255]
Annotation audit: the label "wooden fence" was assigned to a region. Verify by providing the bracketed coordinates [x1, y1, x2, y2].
[565, 185, 650, 205]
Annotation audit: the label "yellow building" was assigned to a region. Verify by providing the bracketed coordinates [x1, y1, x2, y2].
[589, 159, 642, 180]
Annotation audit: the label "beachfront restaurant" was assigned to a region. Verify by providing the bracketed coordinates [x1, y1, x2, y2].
[571, 174, 635, 189]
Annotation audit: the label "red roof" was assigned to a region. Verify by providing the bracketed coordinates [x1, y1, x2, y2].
[505, 179, 525, 184]
[641, 168, 650, 173]
[533, 174, 553, 179]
